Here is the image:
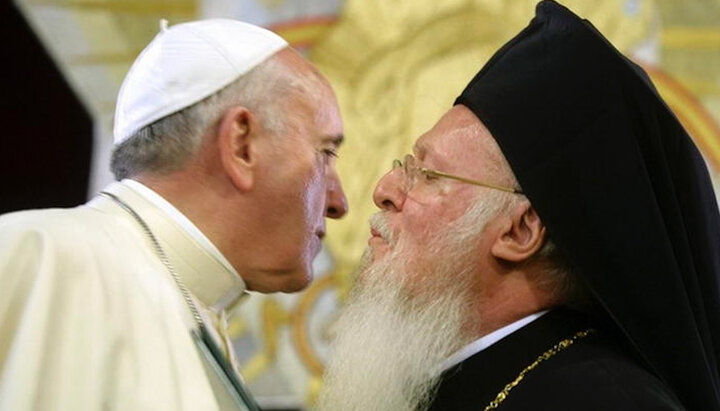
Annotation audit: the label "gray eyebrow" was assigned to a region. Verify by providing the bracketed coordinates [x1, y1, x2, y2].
[325, 134, 344, 147]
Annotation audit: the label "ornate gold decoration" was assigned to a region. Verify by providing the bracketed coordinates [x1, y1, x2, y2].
[291, 272, 345, 404]
[484, 329, 596, 410]
[290, 271, 350, 376]
[238, 298, 291, 382]
[234, 270, 348, 398]
[662, 27, 720, 49]
[643, 65, 720, 169]
[227, 315, 248, 338]
[654, 0, 720, 122]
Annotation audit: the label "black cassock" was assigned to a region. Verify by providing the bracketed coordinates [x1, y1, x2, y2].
[428, 309, 685, 411]
[451, 1, 720, 409]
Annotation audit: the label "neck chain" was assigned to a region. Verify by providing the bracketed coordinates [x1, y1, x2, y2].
[484, 328, 595, 410]
[101, 191, 261, 411]
[100, 192, 206, 331]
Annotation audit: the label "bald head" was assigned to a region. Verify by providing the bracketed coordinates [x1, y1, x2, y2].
[437, 105, 520, 191]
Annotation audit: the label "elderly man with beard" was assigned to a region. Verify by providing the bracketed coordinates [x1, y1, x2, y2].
[318, 2, 720, 411]
[0, 19, 347, 410]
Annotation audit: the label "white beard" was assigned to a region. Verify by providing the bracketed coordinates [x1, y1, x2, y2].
[317, 193, 508, 411]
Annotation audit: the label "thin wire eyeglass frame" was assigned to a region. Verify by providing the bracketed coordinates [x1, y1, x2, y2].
[392, 154, 524, 195]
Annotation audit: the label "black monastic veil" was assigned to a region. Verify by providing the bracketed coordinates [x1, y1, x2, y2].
[455, 1, 720, 409]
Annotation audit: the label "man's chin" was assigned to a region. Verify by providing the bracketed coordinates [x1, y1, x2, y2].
[281, 269, 313, 292]
[243, 266, 312, 293]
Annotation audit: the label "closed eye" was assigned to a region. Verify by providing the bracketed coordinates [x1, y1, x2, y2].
[323, 148, 339, 158]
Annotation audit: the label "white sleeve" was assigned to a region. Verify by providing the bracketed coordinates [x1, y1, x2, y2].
[0, 224, 119, 411]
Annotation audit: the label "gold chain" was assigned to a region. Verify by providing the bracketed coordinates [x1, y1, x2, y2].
[484, 328, 596, 410]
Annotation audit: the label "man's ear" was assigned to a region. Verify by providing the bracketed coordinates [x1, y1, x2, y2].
[490, 201, 546, 263]
[217, 106, 256, 191]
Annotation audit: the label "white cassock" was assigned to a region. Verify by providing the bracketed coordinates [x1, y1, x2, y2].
[0, 180, 254, 410]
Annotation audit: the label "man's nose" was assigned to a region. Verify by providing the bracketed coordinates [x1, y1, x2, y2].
[372, 169, 405, 212]
[325, 169, 348, 219]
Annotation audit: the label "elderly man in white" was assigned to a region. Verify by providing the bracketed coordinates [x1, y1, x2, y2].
[0, 19, 347, 410]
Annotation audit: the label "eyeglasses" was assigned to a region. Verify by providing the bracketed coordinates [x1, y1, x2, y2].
[392, 154, 524, 194]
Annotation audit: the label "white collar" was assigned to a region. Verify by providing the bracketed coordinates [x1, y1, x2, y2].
[123, 178, 239, 278]
[441, 310, 549, 371]
[88, 180, 246, 312]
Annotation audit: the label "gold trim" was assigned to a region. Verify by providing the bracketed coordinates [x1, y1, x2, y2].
[662, 27, 720, 49]
[291, 273, 341, 377]
[484, 329, 595, 410]
[644, 64, 720, 170]
[239, 298, 290, 382]
[670, 79, 720, 96]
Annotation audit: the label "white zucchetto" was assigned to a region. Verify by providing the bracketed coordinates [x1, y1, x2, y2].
[113, 19, 288, 144]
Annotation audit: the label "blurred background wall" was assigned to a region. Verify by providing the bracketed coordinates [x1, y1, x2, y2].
[3, 0, 719, 409]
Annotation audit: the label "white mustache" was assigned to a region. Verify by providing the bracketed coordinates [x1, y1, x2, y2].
[369, 212, 396, 245]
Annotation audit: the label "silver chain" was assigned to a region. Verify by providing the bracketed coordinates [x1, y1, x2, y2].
[100, 191, 206, 331]
[100, 192, 264, 411]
